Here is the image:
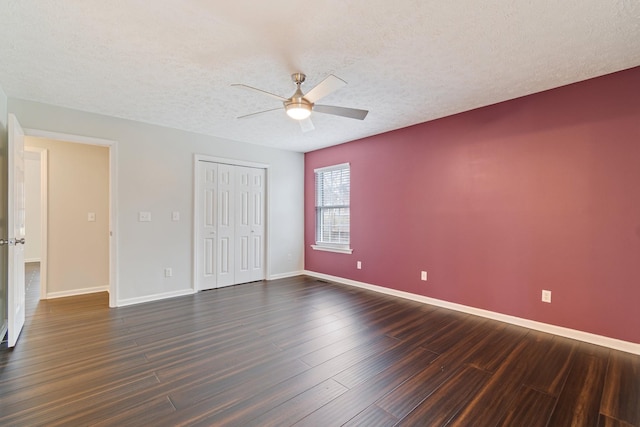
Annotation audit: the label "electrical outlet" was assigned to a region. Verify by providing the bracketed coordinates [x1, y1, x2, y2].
[421, 271, 427, 281]
[357, 261, 362, 269]
[541, 290, 551, 303]
[164, 268, 172, 278]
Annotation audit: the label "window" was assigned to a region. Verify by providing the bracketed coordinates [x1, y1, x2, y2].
[312, 163, 353, 254]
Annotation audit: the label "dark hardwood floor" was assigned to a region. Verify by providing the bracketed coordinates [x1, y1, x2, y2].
[1, 264, 639, 426]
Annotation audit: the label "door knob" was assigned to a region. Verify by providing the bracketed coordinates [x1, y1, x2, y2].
[0, 238, 25, 245]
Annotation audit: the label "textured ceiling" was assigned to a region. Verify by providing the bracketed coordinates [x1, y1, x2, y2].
[0, 1, 639, 152]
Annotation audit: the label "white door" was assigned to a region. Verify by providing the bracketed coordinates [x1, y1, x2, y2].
[250, 168, 265, 281]
[235, 167, 252, 284]
[196, 161, 266, 290]
[216, 163, 235, 287]
[232, 166, 265, 284]
[197, 162, 217, 290]
[7, 114, 26, 347]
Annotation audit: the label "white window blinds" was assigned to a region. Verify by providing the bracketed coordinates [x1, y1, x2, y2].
[315, 163, 350, 249]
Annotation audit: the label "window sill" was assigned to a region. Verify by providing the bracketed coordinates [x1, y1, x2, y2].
[311, 244, 353, 254]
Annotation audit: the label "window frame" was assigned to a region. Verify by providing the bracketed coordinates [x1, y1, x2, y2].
[311, 162, 353, 254]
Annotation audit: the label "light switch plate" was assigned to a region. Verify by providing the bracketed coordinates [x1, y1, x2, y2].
[172, 211, 180, 221]
[139, 211, 151, 222]
[87, 212, 96, 222]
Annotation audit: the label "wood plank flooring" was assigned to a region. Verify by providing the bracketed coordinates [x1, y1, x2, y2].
[1, 264, 639, 426]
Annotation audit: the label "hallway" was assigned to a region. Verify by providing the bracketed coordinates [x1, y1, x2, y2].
[25, 262, 40, 316]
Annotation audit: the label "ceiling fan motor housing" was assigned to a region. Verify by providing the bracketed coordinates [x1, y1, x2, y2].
[285, 74, 313, 120]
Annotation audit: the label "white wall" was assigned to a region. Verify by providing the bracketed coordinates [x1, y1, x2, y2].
[25, 138, 110, 295]
[7, 98, 305, 305]
[24, 150, 41, 262]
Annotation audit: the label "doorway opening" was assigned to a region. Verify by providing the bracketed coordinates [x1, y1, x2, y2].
[23, 129, 118, 307]
[24, 148, 47, 303]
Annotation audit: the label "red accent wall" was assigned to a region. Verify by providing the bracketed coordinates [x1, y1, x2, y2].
[305, 66, 640, 344]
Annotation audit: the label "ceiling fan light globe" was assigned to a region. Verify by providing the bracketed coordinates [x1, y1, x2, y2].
[285, 104, 312, 120]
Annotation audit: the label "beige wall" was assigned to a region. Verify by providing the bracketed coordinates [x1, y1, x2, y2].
[25, 137, 109, 295]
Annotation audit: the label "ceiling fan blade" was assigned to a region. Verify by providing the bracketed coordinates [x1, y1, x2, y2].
[237, 107, 282, 119]
[299, 117, 315, 133]
[231, 84, 288, 101]
[304, 75, 347, 103]
[313, 104, 369, 120]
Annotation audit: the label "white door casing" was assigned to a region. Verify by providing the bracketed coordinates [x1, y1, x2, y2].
[7, 114, 26, 348]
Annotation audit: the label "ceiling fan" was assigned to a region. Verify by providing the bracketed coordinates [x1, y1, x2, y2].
[232, 73, 368, 132]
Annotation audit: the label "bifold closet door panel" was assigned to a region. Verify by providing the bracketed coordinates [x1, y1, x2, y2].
[235, 167, 266, 285]
[197, 162, 218, 291]
[216, 163, 235, 288]
[197, 161, 266, 290]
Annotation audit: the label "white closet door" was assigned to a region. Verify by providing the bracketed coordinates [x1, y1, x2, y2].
[196, 161, 266, 290]
[217, 164, 235, 287]
[249, 168, 265, 281]
[233, 166, 265, 284]
[234, 167, 253, 284]
[197, 162, 217, 290]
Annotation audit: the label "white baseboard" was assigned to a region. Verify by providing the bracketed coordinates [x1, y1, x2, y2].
[269, 270, 305, 280]
[0, 321, 7, 342]
[117, 288, 196, 307]
[304, 270, 640, 356]
[47, 286, 109, 299]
